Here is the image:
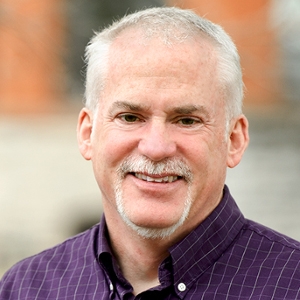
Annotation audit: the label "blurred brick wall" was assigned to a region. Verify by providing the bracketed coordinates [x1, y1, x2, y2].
[0, 0, 282, 114]
[0, 0, 65, 114]
[168, 0, 282, 106]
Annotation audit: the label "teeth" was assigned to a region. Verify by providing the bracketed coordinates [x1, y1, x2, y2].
[146, 176, 154, 182]
[134, 173, 178, 183]
[169, 176, 178, 182]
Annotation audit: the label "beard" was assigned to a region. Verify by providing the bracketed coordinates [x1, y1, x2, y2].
[114, 155, 193, 239]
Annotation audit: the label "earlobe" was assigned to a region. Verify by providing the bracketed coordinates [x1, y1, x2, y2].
[227, 115, 249, 168]
[77, 108, 93, 160]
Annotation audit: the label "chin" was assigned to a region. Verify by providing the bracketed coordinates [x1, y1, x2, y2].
[115, 185, 193, 240]
[127, 219, 187, 240]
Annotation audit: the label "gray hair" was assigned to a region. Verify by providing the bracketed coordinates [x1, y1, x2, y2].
[84, 7, 244, 120]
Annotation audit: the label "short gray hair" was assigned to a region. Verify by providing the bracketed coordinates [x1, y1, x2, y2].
[84, 7, 244, 120]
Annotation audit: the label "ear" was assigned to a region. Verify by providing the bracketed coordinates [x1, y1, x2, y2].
[226, 114, 249, 168]
[77, 108, 93, 160]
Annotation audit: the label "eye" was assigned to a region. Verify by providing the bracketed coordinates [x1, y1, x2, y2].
[177, 117, 201, 126]
[118, 113, 142, 123]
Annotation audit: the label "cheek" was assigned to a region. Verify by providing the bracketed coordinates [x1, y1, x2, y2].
[188, 135, 228, 176]
[90, 134, 121, 203]
[92, 129, 138, 172]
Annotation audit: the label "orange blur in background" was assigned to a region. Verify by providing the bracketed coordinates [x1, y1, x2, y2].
[169, 0, 281, 106]
[0, 0, 65, 114]
[0, 0, 282, 113]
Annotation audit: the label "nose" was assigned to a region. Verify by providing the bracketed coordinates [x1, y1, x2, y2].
[138, 121, 177, 161]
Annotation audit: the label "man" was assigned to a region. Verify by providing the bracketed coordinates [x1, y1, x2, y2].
[1, 6, 300, 299]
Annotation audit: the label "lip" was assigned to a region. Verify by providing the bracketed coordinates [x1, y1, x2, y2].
[127, 172, 184, 191]
[132, 172, 180, 183]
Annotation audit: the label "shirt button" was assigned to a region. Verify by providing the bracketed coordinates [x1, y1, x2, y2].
[109, 282, 114, 291]
[177, 282, 186, 292]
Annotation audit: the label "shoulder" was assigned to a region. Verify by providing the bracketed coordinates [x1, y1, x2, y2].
[0, 224, 101, 299]
[7, 223, 99, 273]
[235, 219, 300, 274]
[208, 219, 300, 298]
[243, 219, 300, 252]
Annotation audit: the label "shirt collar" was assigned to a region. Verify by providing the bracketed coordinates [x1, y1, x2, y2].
[169, 185, 245, 297]
[98, 214, 111, 256]
[97, 215, 121, 278]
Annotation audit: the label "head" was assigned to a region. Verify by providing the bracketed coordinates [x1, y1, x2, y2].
[78, 7, 249, 240]
[84, 7, 244, 125]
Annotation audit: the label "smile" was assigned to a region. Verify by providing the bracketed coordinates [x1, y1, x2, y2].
[133, 173, 180, 183]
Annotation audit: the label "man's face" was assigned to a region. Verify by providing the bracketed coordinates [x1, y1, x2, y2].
[78, 31, 246, 239]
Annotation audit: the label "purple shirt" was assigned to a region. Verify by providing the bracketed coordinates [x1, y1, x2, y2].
[1, 185, 300, 299]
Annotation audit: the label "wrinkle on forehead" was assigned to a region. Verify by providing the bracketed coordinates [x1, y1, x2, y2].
[109, 100, 210, 115]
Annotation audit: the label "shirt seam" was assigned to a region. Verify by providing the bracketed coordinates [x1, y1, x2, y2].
[11, 224, 99, 267]
[243, 221, 300, 252]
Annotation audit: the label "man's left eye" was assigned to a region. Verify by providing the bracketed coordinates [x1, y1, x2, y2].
[120, 114, 140, 123]
[178, 118, 199, 125]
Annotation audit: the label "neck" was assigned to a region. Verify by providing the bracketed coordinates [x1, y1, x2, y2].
[106, 216, 174, 295]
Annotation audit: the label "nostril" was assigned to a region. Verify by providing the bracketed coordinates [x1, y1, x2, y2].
[138, 136, 176, 162]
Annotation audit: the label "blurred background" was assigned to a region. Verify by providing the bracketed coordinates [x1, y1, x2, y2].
[0, 0, 299, 277]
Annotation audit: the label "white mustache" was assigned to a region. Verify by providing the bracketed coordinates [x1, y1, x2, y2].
[117, 155, 193, 183]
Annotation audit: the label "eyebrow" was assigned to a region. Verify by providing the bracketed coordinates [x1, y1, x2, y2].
[109, 101, 210, 117]
[172, 104, 210, 117]
[109, 101, 150, 113]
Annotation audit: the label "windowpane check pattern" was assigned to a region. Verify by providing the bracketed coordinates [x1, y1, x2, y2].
[1, 186, 300, 299]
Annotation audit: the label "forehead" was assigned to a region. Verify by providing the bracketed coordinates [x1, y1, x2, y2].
[109, 28, 218, 76]
[98, 28, 224, 113]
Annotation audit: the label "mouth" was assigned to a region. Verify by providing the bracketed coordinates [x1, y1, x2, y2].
[131, 172, 181, 183]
